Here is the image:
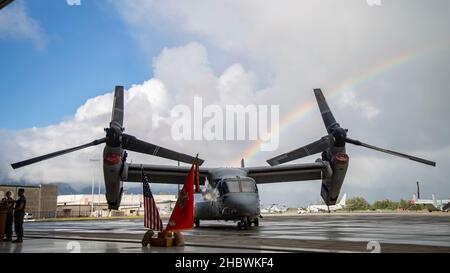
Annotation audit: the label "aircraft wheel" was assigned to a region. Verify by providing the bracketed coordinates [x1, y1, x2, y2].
[242, 218, 249, 229]
[237, 220, 248, 230]
[194, 219, 200, 227]
[254, 218, 259, 227]
[247, 218, 253, 227]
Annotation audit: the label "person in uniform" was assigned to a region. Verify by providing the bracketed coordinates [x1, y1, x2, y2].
[1, 191, 15, 241]
[13, 188, 26, 243]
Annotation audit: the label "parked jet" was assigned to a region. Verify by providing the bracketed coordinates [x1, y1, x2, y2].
[306, 193, 347, 213]
[11, 87, 436, 229]
[261, 204, 289, 214]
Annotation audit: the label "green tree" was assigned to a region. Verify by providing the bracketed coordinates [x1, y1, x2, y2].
[347, 196, 370, 211]
[371, 199, 400, 210]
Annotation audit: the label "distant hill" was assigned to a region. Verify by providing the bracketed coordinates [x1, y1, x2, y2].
[78, 184, 177, 195]
[0, 181, 77, 195]
[48, 183, 78, 195]
[1, 181, 178, 195]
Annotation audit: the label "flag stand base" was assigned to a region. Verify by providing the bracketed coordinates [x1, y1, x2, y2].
[142, 230, 185, 247]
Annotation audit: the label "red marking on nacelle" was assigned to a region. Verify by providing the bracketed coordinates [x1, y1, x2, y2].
[104, 153, 122, 165]
[333, 152, 349, 164]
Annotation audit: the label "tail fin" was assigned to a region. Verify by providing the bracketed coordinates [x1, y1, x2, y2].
[241, 158, 245, 168]
[338, 193, 347, 206]
[416, 181, 421, 199]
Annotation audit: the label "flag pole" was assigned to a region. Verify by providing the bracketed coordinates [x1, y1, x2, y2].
[194, 153, 200, 193]
[177, 160, 180, 196]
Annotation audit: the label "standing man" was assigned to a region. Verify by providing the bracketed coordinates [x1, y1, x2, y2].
[13, 188, 26, 243]
[1, 191, 15, 241]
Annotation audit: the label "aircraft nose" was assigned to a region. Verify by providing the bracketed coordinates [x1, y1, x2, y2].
[223, 193, 259, 216]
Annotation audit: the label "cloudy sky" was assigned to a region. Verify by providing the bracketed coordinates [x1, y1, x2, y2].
[1, 0, 449, 207]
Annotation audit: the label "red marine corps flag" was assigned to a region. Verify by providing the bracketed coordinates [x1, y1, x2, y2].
[142, 174, 163, 231]
[165, 158, 199, 232]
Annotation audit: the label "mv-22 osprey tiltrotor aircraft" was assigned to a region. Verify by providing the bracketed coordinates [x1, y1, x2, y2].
[11, 87, 436, 229]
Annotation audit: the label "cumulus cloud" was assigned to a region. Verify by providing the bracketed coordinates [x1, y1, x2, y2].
[0, 0, 46, 49]
[338, 89, 380, 119]
[113, 0, 450, 205]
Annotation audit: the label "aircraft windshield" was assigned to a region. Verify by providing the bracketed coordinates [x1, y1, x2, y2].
[225, 181, 241, 193]
[241, 180, 257, 193]
[222, 179, 257, 193]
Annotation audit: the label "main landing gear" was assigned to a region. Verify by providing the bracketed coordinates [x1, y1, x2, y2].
[237, 220, 248, 230]
[237, 217, 259, 230]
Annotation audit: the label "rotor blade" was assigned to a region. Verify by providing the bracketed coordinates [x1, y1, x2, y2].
[345, 137, 436, 167]
[121, 134, 204, 165]
[0, 0, 15, 10]
[314, 89, 339, 134]
[11, 138, 107, 169]
[267, 136, 332, 166]
[111, 85, 124, 128]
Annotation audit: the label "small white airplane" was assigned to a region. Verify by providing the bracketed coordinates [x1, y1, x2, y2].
[261, 204, 289, 214]
[306, 193, 347, 213]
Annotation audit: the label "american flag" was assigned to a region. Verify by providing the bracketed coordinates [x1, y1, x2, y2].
[143, 174, 163, 231]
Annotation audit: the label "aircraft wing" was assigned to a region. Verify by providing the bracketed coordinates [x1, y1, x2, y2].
[125, 163, 210, 184]
[246, 162, 328, 184]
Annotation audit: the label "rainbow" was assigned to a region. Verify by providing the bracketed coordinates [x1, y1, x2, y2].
[233, 40, 450, 166]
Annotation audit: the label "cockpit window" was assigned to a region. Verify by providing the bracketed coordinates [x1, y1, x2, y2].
[225, 181, 241, 193]
[241, 180, 257, 193]
[219, 178, 257, 194]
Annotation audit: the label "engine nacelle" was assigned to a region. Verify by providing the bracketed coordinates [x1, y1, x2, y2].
[103, 146, 124, 210]
[320, 148, 349, 205]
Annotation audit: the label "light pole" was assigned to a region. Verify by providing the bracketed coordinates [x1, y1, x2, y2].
[98, 172, 102, 216]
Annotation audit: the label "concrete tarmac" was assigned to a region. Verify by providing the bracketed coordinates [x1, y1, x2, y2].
[1, 213, 449, 253]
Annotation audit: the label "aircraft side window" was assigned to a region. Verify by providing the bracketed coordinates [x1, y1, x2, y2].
[218, 181, 229, 195]
[218, 182, 223, 195]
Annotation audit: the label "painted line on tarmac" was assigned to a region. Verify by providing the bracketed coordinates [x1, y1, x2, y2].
[24, 233, 359, 253]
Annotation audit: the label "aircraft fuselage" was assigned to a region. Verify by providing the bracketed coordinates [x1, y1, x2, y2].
[194, 168, 261, 229]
